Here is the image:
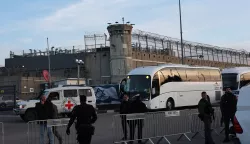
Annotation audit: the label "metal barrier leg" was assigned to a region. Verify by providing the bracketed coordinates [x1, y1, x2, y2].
[191, 132, 204, 139]
[220, 128, 225, 134]
[144, 138, 155, 144]
[212, 129, 220, 136]
[163, 136, 171, 144]
[177, 133, 191, 141]
[156, 136, 171, 144]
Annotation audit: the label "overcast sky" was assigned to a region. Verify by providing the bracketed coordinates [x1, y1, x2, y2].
[0, 0, 249, 65]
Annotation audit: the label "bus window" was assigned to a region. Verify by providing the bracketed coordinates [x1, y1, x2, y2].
[199, 69, 211, 82]
[186, 68, 199, 82]
[175, 68, 186, 81]
[161, 68, 172, 83]
[152, 73, 160, 99]
[158, 71, 166, 86]
[240, 72, 250, 88]
[210, 69, 221, 81]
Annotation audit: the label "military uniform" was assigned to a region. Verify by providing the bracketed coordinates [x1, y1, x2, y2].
[67, 103, 97, 144]
[198, 98, 215, 144]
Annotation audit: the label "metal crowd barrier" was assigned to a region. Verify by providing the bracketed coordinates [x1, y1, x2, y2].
[190, 108, 222, 139]
[0, 122, 4, 144]
[27, 119, 77, 144]
[112, 108, 223, 144]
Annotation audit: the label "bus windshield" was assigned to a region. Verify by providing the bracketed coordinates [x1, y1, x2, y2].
[124, 75, 151, 100]
[222, 73, 238, 90]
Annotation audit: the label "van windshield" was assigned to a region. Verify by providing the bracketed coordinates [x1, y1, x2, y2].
[29, 90, 49, 100]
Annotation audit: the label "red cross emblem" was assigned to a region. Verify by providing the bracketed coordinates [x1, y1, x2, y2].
[65, 101, 74, 110]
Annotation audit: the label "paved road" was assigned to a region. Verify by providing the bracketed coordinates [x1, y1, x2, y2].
[0, 110, 235, 144]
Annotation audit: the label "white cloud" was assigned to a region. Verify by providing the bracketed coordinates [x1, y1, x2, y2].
[18, 38, 32, 44]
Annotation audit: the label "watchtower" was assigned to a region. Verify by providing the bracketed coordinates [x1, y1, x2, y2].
[107, 19, 134, 83]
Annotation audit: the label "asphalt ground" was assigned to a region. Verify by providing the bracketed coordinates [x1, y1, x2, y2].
[0, 108, 237, 144]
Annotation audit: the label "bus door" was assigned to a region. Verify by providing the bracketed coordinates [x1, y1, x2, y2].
[151, 73, 160, 108]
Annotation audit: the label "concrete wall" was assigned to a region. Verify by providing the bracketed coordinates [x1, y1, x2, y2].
[131, 50, 247, 69]
[84, 51, 111, 85]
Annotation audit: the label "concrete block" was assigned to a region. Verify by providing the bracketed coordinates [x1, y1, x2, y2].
[150, 54, 157, 61]
[165, 56, 171, 62]
[142, 53, 150, 60]
[136, 52, 142, 59]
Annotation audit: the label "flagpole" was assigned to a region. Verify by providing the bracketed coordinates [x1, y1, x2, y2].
[47, 37, 51, 87]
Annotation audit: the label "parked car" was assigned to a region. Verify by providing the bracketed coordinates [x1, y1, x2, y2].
[0, 96, 21, 108]
[232, 85, 250, 144]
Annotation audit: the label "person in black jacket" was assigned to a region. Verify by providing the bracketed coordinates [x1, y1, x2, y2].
[198, 92, 215, 144]
[66, 95, 97, 144]
[35, 95, 54, 144]
[120, 94, 130, 140]
[128, 94, 148, 144]
[45, 96, 63, 144]
[220, 87, 237, 143]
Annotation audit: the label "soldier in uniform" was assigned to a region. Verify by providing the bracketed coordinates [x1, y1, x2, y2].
[198, 91, 215, 144]
[66, 95, 97, 144]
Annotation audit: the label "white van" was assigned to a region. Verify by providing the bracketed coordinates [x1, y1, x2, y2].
[13, 86, 96, 122]
[232, 85, 250, 143]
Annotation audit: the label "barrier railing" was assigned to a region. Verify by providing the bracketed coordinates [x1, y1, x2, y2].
[0, 122, 4, 144]
[112, 108, 223, 144]
[190, 108, 222, 139]
[27, 119, 77, 144]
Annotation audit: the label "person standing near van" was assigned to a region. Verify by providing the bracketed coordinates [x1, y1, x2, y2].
[35, 95, 54, 144]
[45, 95, 63, 144]
[128, 95, 147, 144]
[66, 95, 97, 144]
[120, 93, 130, 140]
[198, 91, 215, 144]
[220, 87, 237, 143]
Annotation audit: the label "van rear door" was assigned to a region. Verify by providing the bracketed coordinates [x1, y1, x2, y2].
[79, 88, 96, 108]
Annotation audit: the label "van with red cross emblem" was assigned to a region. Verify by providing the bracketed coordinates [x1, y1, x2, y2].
[14, 86, 96, 122]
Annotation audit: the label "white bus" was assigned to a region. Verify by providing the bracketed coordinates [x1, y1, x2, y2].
[221, 67, 250, 96]
[120, 64, 222, 110]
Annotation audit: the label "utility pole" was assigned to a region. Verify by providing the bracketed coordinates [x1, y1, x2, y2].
[75, 59, 84, 85]
[179, 0, 184, 64]
[77, 64, 80, 85]
[47, 38, 51, 87]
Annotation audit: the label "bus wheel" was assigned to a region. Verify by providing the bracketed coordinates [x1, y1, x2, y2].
[166, 99, 174, 110]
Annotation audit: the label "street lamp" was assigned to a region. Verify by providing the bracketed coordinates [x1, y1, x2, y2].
[75, 59, 84, 85]
[179, 0, 184, 65]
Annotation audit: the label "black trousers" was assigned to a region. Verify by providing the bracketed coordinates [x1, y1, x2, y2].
[203, 115, 214, 144]
[121, 115, 128, 139]
[77, 134, 92, 144]
[224, 114, 235, 139]
[128, 119, 144, 143]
